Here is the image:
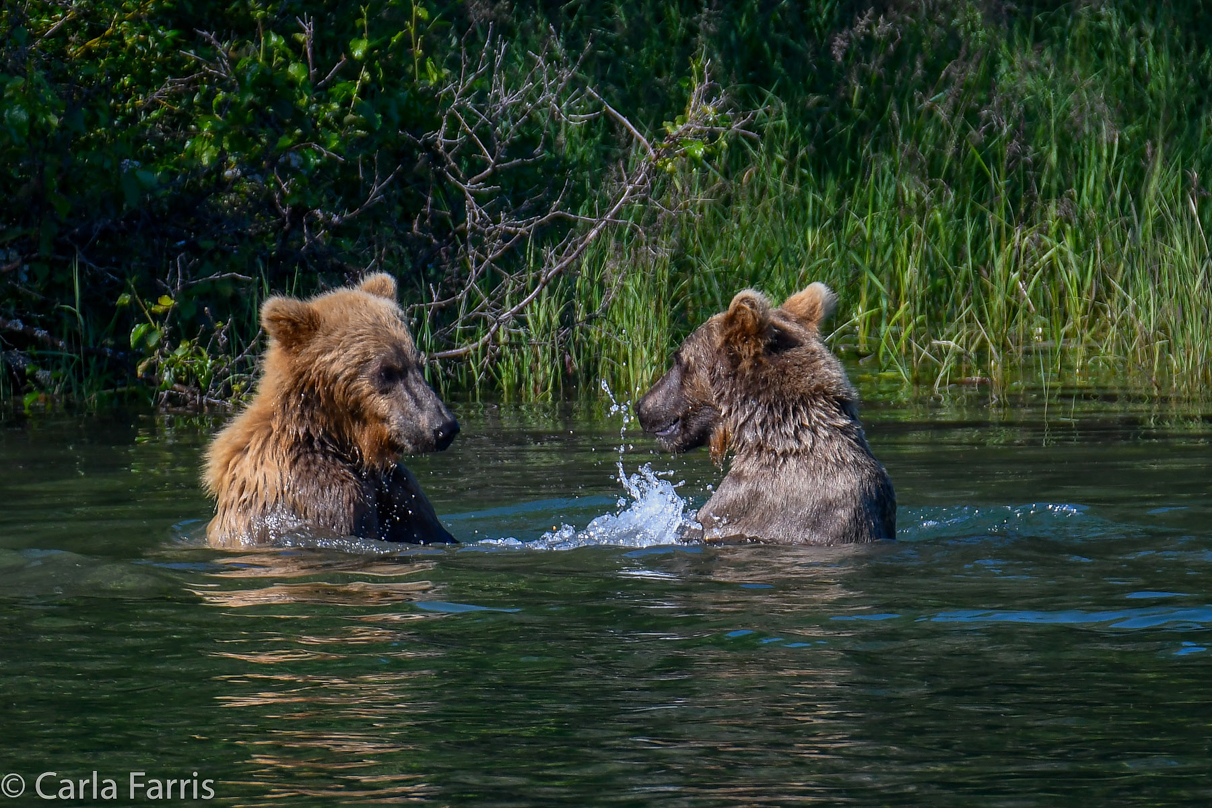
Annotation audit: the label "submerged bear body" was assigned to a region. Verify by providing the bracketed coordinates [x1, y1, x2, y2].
[204, 273, 459, 548]
[638, 282, 895, 545]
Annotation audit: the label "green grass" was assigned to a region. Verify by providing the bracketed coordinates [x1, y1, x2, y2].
[433, 130, 1212, 403]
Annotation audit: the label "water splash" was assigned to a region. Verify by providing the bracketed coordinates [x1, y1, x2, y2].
[601, 377, 634, 471]
[466, 381, 696, 550]
[478, 463, 696, 551]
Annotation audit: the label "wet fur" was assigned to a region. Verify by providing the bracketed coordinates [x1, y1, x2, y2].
[203, 273, 458, 548]
[638, 282, 896, 545]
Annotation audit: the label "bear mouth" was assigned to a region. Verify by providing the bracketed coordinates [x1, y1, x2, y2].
[653, 418, 681, 439]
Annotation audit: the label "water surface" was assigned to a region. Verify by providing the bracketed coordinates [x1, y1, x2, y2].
[2, 395, 1211, 805]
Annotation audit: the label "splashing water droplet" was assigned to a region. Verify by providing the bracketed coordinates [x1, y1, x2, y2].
[478, 383, 694, 551]
[600, 378, 637, 488]
[478, 463, 696, 551]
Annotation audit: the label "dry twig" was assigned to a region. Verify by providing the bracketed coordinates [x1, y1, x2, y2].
[413, 32, 756, 362]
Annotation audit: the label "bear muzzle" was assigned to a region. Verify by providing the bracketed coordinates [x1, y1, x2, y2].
[637, 378, 684, 443]
[653, 418, 681, 438]
[433, 418, 460, 451]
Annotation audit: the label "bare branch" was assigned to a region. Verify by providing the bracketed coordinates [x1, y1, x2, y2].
[317, 56, 348, 89]
[586, 87, 655, 159]
[407, 34, 758, 367]
[0, 316, 131, 366]
[296, 15, 316, 82]
[34, 9, 76, 49]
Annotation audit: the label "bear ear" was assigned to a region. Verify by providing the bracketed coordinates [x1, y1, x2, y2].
[780, 282, 837, 331]
[261, 296, 321, 351]
[720, 289, 772, 363]
[359, 272, 398, 301]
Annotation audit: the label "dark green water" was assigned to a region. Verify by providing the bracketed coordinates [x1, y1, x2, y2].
[2, 396, 1212, 806]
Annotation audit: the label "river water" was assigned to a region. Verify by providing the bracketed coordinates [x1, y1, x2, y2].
[2, 393, 1211, 805]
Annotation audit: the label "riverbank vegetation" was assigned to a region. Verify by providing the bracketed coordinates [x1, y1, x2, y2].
[3, 1, 1211, 409]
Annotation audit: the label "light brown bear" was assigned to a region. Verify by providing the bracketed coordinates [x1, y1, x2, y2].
[203, 273, 460, 549]
[637, 282, 895, 545]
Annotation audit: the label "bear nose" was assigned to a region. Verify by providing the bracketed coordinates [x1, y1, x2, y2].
[636, 394, 656, 431]
[434, 419, 460, 451]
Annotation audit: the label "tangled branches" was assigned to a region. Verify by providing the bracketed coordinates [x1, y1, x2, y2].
[412, 33, 757, 363]
[0, 3, 757, 408]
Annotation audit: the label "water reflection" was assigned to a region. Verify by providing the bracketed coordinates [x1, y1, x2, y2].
[190, 550, 440, 608]
[181, 547, 454, 804]
[3, 398, 1212, 805]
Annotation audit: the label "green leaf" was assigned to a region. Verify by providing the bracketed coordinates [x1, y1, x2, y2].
[350, 38, 369, 60]
[287, 62, 309, 84]
[116, 293, 132, 307]
[130, 322, 150, 349]
[4, 105, 29, 139]
[424, 57, 441, 85]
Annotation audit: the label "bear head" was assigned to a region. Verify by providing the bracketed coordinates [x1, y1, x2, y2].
[637, 281, 856, 461]
[259, 273, 459, 470]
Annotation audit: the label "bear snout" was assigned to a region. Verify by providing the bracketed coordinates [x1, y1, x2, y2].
[639, 408, 680, 439]
[636, 388, 661, 432]
[637, 379, 680, 439]
[433, 418, 460, 451]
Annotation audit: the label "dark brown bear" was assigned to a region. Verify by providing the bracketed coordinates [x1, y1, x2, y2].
[203, 273, 459, 549]
[637, 283, 895, 545]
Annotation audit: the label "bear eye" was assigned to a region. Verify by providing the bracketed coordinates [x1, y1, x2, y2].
[377, 365, 404, 386]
